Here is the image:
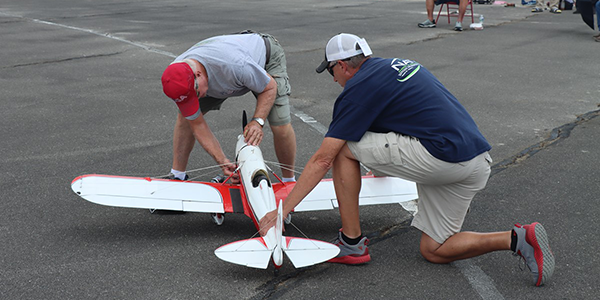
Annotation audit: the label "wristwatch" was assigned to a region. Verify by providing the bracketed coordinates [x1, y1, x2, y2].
[251, 117, 265, 127]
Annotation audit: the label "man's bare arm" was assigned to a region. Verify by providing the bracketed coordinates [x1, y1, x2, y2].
[244, 76, 277, 146]
[188, 113, 237, 179]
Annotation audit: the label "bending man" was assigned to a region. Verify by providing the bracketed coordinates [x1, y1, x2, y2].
[161, 31, 296, 182]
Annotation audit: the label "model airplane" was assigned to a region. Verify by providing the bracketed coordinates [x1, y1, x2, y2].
[71, 112, 419, 270]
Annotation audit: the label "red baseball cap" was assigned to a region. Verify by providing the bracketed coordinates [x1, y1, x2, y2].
[161, 62, 199, 118]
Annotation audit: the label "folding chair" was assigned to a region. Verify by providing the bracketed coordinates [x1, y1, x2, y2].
[435, 0, 475, 24]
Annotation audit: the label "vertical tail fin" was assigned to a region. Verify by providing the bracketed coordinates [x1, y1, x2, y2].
[272, 200, 284, 267]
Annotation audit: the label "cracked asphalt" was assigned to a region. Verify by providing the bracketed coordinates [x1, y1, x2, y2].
[1, 0, 599, 299]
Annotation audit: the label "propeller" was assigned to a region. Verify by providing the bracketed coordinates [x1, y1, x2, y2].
[242, 110, 248, 132]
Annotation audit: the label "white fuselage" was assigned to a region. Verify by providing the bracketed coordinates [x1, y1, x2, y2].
[234, 135, 283, 266]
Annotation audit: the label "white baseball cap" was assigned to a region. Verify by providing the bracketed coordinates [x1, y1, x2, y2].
[316, 33, 373, 73]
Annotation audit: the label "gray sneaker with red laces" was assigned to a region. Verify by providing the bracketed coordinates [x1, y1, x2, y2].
[328, 230, 371, 265]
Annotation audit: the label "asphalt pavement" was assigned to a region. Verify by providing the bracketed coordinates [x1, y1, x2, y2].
[1, 0, 599, 299]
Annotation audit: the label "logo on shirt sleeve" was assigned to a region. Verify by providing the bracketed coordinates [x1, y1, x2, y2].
[390, 59, 421, 82]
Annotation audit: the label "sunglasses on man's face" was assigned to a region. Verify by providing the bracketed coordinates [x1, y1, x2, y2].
[326, 61, 338, 76]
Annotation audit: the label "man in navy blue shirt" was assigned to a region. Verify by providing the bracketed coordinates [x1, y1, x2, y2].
[260, 34, 554, 286]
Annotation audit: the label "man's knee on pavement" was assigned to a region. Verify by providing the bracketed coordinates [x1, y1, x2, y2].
[419, 232, 448, 264]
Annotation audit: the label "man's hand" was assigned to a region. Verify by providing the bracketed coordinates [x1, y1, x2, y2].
[243, 121, 264, 146]
[220, 159, 240, 183]
[258, 209, 278, 236]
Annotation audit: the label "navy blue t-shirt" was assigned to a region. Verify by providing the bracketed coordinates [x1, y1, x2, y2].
[325, 57, 491, 163]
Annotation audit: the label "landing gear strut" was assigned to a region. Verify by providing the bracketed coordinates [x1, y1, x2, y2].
[211, 213, 224, 225]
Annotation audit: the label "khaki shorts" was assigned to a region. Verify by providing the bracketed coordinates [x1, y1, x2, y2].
[200, 34, 292, 127]
[348, 131, 492, 244]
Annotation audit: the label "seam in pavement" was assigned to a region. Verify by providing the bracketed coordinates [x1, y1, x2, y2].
[1, 52, 124, 69]
[491, 109, 600, 176]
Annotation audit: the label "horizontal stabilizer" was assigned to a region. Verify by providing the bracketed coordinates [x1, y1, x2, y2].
[214, 238, 273, 269]
[282, 237, 340, 268]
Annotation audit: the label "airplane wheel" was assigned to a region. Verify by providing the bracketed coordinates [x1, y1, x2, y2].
[212, 213, 224, 225]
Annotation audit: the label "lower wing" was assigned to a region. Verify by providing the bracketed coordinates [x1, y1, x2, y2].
[273, 176, 418, 212]
[71, 174, 242, 213]
[71, 174, 417, 214]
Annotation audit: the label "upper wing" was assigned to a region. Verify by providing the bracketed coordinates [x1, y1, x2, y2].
[71, 174, 244, 213]
[273, 176, 418, 212]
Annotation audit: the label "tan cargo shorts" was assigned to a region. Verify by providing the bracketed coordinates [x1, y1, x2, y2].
[348, 131, 492, 244]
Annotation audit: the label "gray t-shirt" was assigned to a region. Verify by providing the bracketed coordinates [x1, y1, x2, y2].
[174, 34, 270, 99]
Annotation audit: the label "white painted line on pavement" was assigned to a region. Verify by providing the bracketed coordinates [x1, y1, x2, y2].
[290, 106, 328, 135]
[453, 260, 506, 300]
